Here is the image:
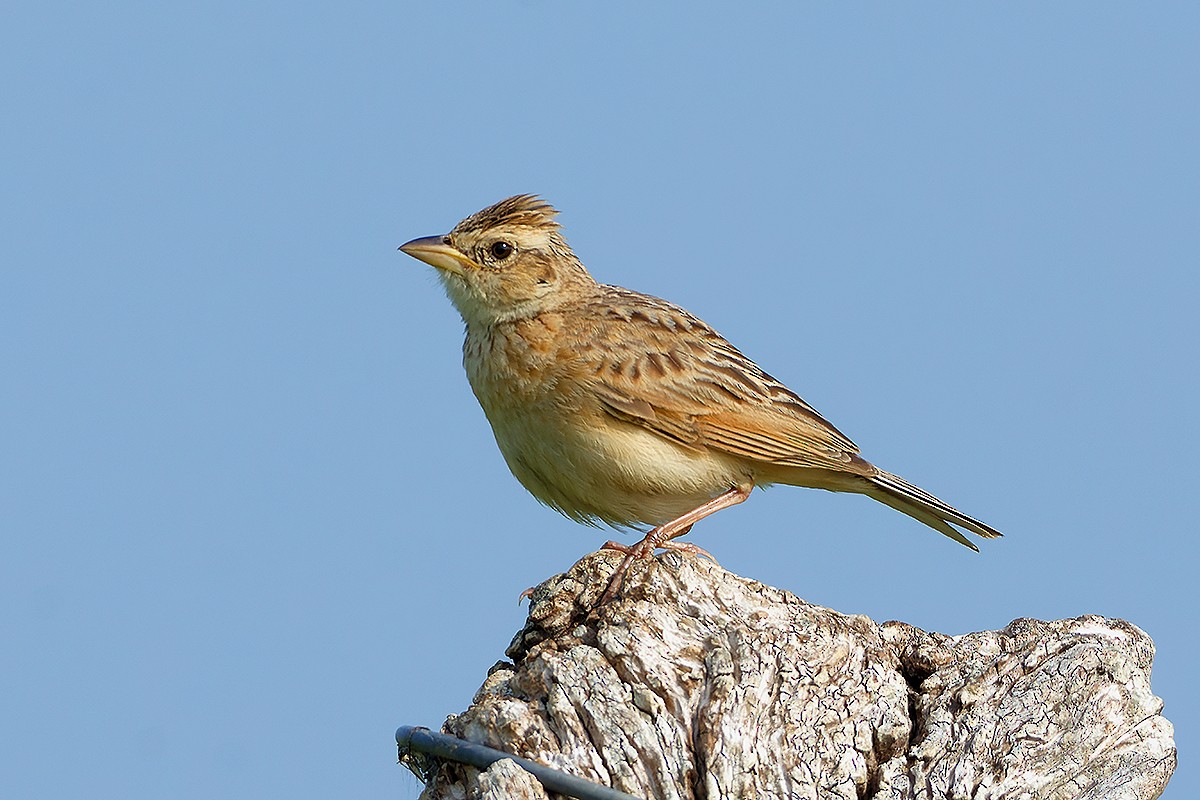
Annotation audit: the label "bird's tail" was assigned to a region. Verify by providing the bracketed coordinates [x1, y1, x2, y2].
[865, 470, 1002, 551]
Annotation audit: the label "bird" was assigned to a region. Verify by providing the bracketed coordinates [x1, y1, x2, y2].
[399, 195, 1001, 598]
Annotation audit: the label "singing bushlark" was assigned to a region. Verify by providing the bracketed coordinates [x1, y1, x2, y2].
[399, 195, 1001, 589]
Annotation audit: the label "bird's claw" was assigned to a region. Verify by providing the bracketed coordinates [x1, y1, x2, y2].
[596, 534, 718, 605]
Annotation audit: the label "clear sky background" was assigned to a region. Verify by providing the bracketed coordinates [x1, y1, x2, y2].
[3, 3, 1196, 798]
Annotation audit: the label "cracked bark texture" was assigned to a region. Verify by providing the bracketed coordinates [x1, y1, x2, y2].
[409, 552, 1175, 800]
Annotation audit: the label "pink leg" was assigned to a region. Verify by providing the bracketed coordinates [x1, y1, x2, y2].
[598, 485, 752, 603]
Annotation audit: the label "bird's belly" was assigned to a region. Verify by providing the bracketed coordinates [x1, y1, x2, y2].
[486, 405, 745, 528]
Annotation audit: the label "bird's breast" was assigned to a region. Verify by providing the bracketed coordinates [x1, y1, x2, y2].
[462, 319, 564, 406]
[461, 319, 748, 528]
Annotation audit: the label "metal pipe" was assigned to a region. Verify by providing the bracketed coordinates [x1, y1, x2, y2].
[396, 725, 644, 800]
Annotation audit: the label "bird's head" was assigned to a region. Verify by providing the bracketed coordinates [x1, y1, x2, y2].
[399, 195, 594, 326]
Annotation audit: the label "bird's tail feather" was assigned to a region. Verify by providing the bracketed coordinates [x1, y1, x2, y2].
[866, 470, 1002, 551]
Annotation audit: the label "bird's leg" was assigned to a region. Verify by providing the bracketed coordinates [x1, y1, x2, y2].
[603, 484, 753, 558]
[598, 485, 752, 603]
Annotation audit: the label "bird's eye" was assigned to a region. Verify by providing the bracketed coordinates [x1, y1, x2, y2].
[490, 241, 514, 260]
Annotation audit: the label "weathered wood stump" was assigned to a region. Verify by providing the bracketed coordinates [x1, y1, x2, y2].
[406, 552, 1175, 799]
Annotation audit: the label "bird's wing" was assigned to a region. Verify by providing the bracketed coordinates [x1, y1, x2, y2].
[582, 287, 867, 472]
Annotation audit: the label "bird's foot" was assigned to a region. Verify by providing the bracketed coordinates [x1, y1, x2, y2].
[599, 538, 717, 564]
[596, 524, 717, 604]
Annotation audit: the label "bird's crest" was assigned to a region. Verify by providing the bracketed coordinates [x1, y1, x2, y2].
[452, 195, 560, 237]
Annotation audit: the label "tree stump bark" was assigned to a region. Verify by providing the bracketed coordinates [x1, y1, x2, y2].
[407, 552, 1175, 799]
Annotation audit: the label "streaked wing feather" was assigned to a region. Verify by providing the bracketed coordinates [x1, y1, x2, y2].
[594, 383, 703, 451]
[699, 410, 861, 469]
[585, 286, 862, 470]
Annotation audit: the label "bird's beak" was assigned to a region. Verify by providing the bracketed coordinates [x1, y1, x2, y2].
[398, 235, 476, 275]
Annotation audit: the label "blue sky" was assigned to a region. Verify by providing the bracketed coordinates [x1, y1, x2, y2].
[3, 3, 1196, 797]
